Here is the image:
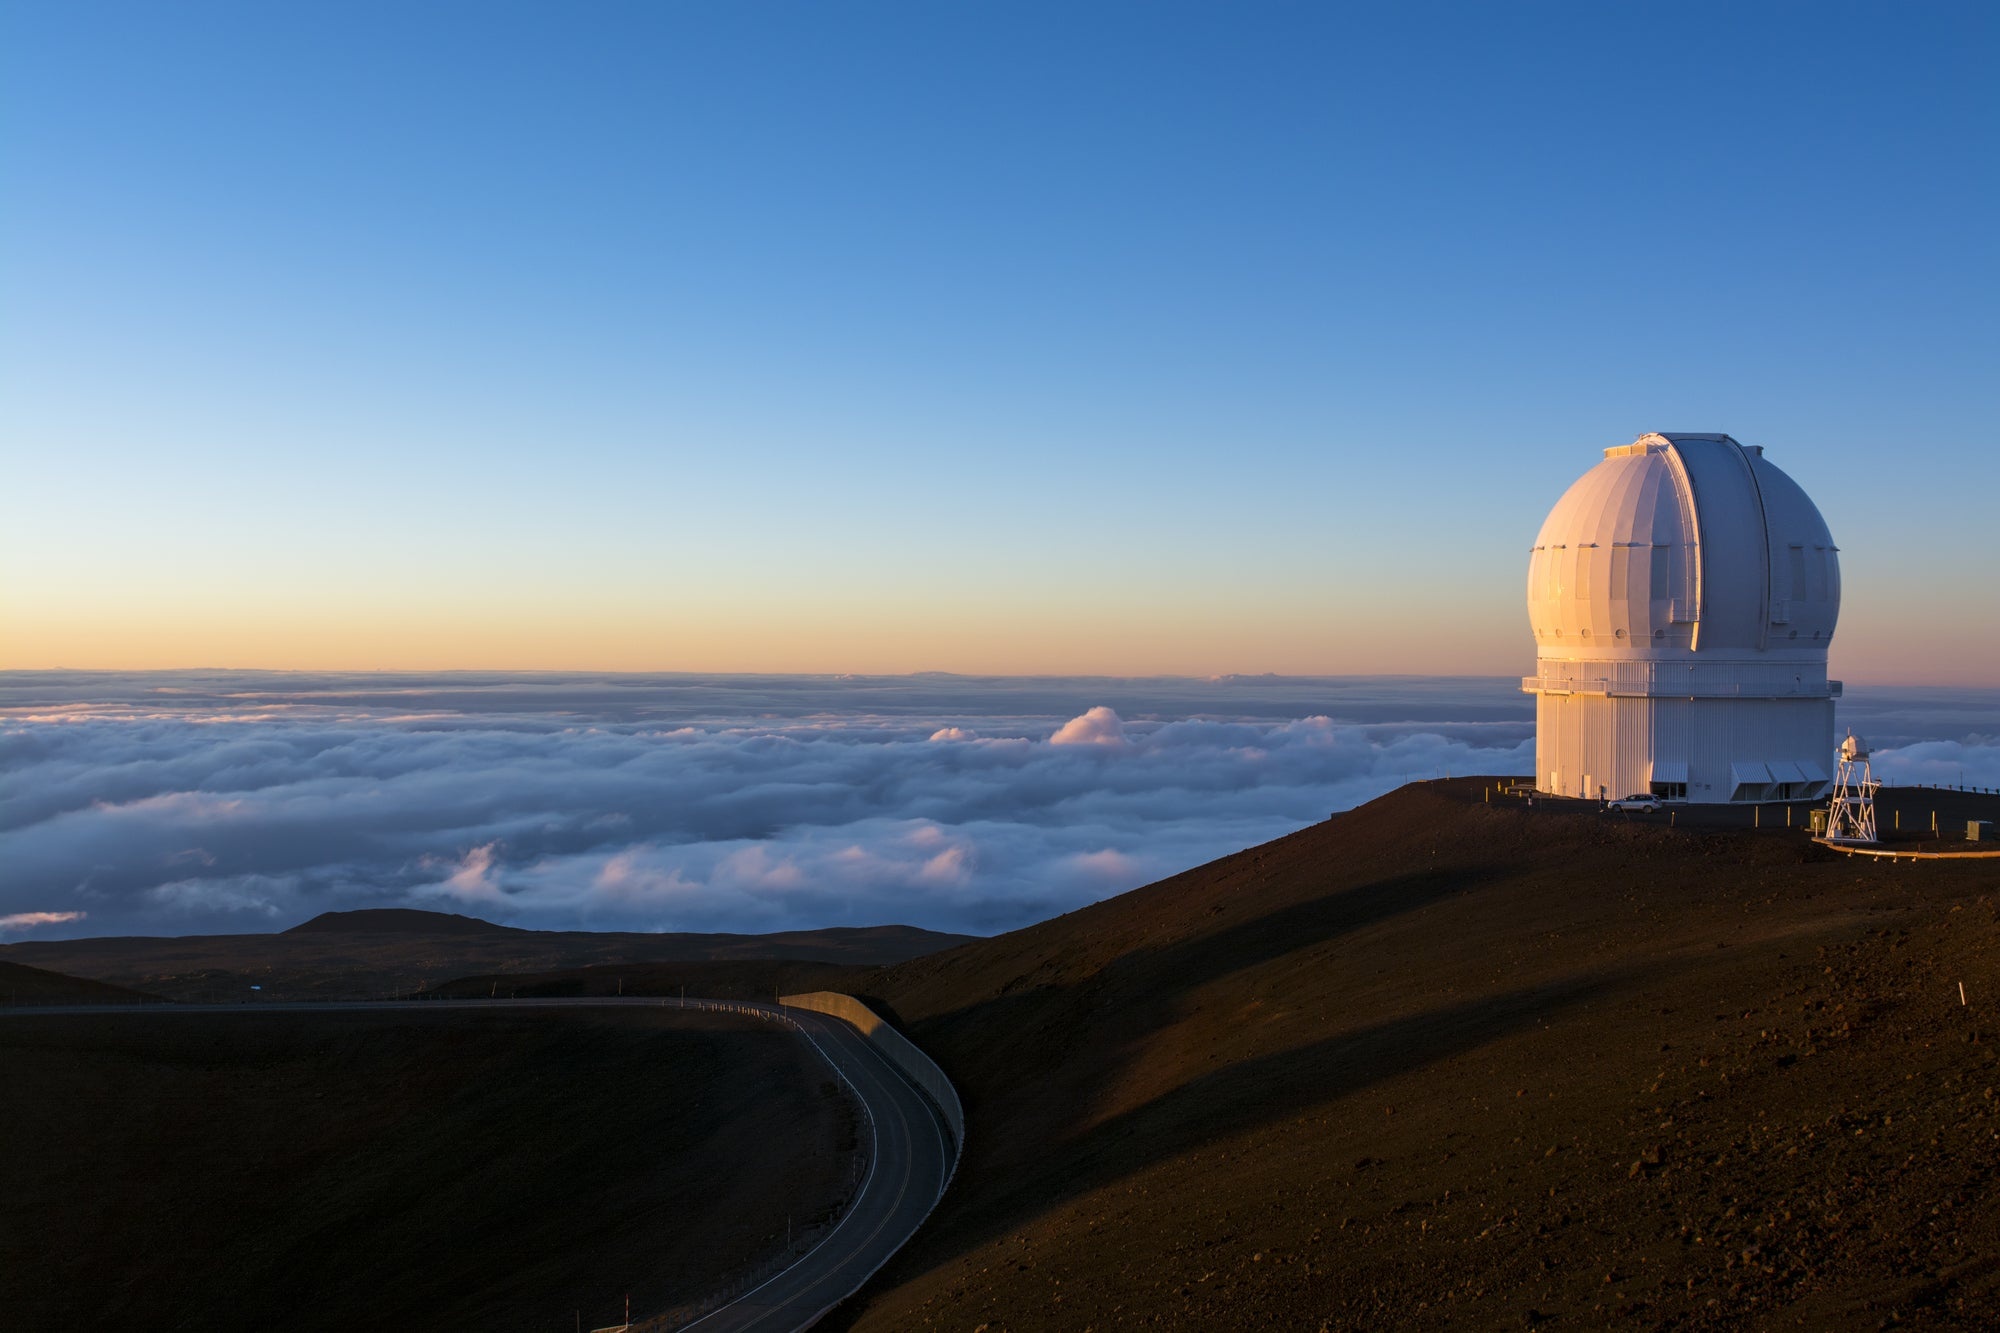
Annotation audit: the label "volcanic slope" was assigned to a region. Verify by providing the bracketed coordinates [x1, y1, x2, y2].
[832, 779, 2000, 1330]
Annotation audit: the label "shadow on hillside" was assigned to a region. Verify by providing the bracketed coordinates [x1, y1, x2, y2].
[892, 963, 1648, 1283]
[852, 850, 1633, 1289]
[1119, 862, 1510, 998]
[856, 864, 1505, 1045]
[890, 861, 1515, 1124]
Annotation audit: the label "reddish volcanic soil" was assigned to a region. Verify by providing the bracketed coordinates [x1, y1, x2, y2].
[829, 780, 2000, 1330]
[0, 1007, 858, 1333]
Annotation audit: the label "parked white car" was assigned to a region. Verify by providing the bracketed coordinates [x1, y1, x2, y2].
[1607, 794, 1664, 812]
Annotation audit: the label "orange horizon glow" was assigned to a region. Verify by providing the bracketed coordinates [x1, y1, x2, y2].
[4, 599, 1990, 687]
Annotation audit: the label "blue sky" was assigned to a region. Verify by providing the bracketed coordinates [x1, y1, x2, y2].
[3, 2, 1994, 680]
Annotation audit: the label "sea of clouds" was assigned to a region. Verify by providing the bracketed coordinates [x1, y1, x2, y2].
[2, 672, 1994, 941]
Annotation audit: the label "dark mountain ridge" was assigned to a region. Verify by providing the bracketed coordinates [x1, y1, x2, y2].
[284, 908, 524, 936]
[1, 917, 977, 1003]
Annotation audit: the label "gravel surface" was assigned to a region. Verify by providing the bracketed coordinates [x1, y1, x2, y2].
[836, 780, 2000, 1330]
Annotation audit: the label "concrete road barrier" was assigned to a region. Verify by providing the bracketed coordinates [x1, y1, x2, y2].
[779, 992, 963, 1157]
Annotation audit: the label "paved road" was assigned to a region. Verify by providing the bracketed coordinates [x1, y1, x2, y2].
[1, 995, 954, 1333]
[683, 1001, 951, 1332]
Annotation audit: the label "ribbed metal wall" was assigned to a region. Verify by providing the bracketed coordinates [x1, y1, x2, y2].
[1536, 692, 1835, 802]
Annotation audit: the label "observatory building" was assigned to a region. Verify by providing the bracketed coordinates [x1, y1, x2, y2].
[1523, 433, 1840, 803]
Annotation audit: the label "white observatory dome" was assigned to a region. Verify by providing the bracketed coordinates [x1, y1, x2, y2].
[1522, 433, 1843, 805]
[1527, 433, 1840, 658]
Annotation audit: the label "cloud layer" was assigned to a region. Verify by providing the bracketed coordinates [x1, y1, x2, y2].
[2, 672, 1992, 940]
[0, 673, 1538, 937]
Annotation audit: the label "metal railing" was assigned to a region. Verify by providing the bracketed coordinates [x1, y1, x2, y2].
[630, 997, 877, 1332]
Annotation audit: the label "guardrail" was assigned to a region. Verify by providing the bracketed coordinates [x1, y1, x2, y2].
[666, 992, 962, 1332]
[1809, 838, 2000, 862]
[779, 992, 964, 1161]
[638, 998, 876, 1332]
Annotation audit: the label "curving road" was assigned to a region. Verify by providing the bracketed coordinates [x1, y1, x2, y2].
[685, 1001, 951, 1331]
[1, 996, 954, 1332]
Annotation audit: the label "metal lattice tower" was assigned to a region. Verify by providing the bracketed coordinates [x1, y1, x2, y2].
[1825, 731, 1879, 843]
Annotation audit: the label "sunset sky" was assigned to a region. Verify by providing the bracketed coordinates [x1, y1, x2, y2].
[4, 3, 1994, 683]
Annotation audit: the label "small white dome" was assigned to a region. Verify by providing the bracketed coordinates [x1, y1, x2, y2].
[1527, 434, 1839, 660]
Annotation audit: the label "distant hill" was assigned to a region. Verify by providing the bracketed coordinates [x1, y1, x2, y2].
[0, 959, 159, 1006]
[0, 917, 977, 1003]
[284, 909, 524, 936]
[431, 958, 874, 1003]
[832, 779, 2000, 1330]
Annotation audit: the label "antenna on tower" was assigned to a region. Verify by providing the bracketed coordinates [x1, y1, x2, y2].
[1824, 730, 1879, 843]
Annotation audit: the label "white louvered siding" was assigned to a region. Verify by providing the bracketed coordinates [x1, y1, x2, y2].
[1534, 691, 1838, 803]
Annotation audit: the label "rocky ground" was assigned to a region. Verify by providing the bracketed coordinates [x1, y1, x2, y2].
[832, 780, 2000, 1330]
